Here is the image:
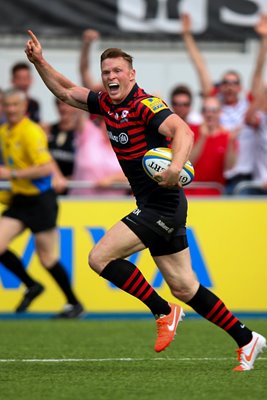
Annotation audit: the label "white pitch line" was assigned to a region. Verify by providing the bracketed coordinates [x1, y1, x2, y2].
[0, 357, 266, 363]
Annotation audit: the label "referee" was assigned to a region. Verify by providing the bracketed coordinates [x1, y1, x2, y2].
[0, 88, 83, 318]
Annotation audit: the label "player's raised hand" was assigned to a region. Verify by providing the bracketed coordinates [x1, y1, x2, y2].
[25, 30, 43, 64]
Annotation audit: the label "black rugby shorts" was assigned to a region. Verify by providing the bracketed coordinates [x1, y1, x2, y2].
[3, 189, 58, 233]
[122, 201, 188, 257]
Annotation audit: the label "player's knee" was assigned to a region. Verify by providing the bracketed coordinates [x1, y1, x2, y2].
[88, 247, 107, 274]
[37, 250, 56, 269]
[170, 279, 199, 302]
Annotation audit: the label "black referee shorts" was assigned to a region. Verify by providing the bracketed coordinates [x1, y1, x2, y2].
[3, 189, 58, 233]
[122, 197, 188, 257]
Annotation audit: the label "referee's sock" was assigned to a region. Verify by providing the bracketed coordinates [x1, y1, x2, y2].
[100, 258, 171, 317]
[47, 261, 79, 305]
[0, 249, 37, 288]
[186, 284, 253, 348]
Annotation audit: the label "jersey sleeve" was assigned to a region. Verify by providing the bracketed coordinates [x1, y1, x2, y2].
[137, 97, 173, 130]
[24, 124, 52, 165]
[87, 91, 102, 115]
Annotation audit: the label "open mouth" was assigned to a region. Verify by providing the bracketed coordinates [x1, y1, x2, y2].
[108, 82, 120, 94]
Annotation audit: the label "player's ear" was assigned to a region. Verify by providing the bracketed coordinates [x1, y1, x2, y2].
[130, 68, 136, 81]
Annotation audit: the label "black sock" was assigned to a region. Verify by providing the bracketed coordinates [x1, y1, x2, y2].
[47, 261, 79, 305]
[100, 259, 171, 317]
[0, 249, 36, 288]
[187, 284, 252, 347]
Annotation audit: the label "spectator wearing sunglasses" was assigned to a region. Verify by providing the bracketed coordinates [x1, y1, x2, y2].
[181, 13, 267, 193]
[181, 13, 267, 131]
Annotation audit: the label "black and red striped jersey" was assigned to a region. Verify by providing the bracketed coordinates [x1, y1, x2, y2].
[87, 83, 181, 210]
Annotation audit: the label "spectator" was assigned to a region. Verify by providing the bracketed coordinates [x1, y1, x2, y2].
[170, 84, 202, 125]
[11, 61, 41, 123]
[42, 98, 82, 194]
[181, 14, 267, 127]
[70, 116, 129, 196]
[186, 96, 236, 195]
[235, 85, 267, 195]
[181, 13, 267, 193]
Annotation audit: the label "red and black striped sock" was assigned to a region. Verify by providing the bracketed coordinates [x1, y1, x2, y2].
[100, 259, 171, 317]
[187, 285, 252, 347]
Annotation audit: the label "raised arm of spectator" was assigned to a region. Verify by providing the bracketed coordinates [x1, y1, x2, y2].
[245, 85, 265, 127]
[25, 30, 89, 111]
[250, 14, 267, 98]
[80, 29, 100, 89]
[181, 14, 213, 97]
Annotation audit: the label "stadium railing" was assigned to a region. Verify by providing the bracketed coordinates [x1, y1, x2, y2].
[233, 181, 266, 195]
[0, 180, 225, 194]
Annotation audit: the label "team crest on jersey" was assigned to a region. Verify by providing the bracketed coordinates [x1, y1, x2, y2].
[141, 97, 168, 113]
[119, 132, 128, 144]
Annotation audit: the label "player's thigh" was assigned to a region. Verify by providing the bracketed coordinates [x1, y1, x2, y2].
[89, 220, 146, 273]
[0, 217, 25, 253]
[34, 228, 58, 267]
[153, 247, 198, 291]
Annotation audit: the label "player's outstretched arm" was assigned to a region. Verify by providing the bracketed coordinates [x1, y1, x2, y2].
[181, 14, 213, 97]
[25, 30, 89, 110]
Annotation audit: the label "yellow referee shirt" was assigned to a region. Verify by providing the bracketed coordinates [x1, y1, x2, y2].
[0, 117, 52, 195]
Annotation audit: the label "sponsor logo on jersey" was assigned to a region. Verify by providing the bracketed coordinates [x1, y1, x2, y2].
[107, 131, 129, 145]
[141, 97, 168, 114]
[107, 130, 119, 142]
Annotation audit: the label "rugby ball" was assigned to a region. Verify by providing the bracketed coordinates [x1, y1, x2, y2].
[142, 147, 194, 186]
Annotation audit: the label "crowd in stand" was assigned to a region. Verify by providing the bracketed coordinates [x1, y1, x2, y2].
[1, 13, 267, 197]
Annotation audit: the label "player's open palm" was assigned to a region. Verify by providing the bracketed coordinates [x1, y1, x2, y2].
[25, 30, 43, 63]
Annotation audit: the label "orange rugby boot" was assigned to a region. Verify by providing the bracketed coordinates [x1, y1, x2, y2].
[154, 303, 185, 352]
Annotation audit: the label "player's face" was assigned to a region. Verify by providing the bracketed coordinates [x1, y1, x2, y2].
[3, 94, 27, 126]
[101, 57, 136, 104]
[12, 69, 32, 93]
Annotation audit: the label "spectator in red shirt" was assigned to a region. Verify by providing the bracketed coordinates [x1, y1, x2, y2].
[186, 97, 236, 196]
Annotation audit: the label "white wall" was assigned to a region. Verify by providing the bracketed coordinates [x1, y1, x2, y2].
[0, 39, 265, 123]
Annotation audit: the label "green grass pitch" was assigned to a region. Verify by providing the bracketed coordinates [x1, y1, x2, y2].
[0, 318, 266, 400]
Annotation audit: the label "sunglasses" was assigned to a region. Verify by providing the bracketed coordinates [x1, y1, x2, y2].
[172, 101, 191, 107]
[221, 80, 240, 86]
